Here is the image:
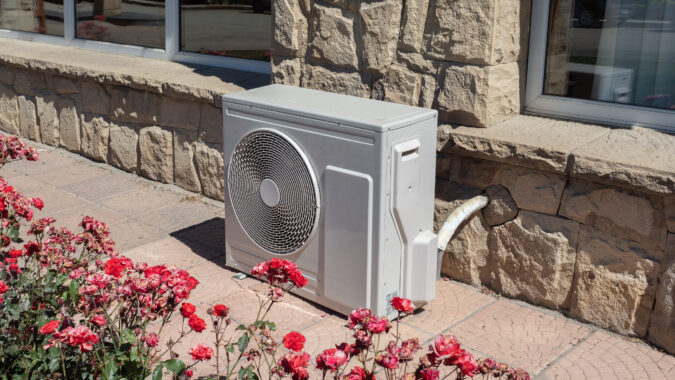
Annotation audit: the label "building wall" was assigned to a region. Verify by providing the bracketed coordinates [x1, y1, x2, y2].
[270, 0, 532, 128]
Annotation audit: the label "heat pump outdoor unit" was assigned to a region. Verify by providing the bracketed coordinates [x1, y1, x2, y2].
[222, 84, 438, 317]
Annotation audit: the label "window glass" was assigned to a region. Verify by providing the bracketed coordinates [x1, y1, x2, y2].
[545, 0, 675, 110]
[180, 0, 271, 61]
[76, 0, 164, 48]
[0, 0, 64, 36]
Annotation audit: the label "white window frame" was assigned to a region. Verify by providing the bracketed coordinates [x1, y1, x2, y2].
[526, 0, 674, 133]
[0, 0, 271, 75]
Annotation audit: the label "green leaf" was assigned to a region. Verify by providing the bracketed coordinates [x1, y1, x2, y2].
[151, 364, 163, 380]
[225, 344, 235, 353]
[102, 359, 117, 380]
[48, 358, 60, 373]
[235, 324, 247, 331]
[163, 359, 185, 374]
[121, 329, 137, 344]
[237, 333, 250, 353]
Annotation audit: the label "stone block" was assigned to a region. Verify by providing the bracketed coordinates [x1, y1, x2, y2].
[194, 142, 224, 201]
[441, 203, 491, 286]
[108, 122, 139, 172]
[307, 3, 358, 70]
[396, 51, 440, 75]
[272, 0, 308, 56]
[666, 196, 675, 233]
[488, 211, 579, 309]
[437, 61, 521, 128]
[111, 88, 161, 124]
[482, 185, 518, 226]
[570, 127, 675, 195]
[419, 74, 437, 108]
[139, 126, 173, 183]
[559, 179, 667, 251]
[36, 96, 60, 146]
[159, 97, 200, 130]
[359, 0, 402, 74]
[399, 0, 430, 52]
[79, 82, 110, 115]
[45, 75, 81, 95]
[14, 71, 48, 96]
[380, 65, 421, 106]
[57, 98, 80, 152]
[450, 155, 566, 215]
[435, 154, 450, 179]
[0, 66, 14, 86]
[198, 104, 223, 144]
[80, 114, 110, 162]
[271, 56, 303, 87]
[0, 83, 19, 135]
[17, 95, 39, 142]
[434, 179, 482, 231]
[647, 234, 674, 354]
[173, 132, 201, 193]
[423, 0, 527, 65]
[570, 227, 660, 336]
[302, 64, 370, 98]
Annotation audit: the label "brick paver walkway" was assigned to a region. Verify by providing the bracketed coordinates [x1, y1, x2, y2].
[4, 144, 674, 379]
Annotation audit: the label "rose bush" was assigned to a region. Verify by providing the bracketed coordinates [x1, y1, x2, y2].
[0, 135, 529, 380]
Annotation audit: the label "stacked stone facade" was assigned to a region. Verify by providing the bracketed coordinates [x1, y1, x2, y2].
[0, 66, 226, 201]
[271, 0, 531, 128]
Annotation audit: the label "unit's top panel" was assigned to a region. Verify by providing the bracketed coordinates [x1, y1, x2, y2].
[222, 84, 437, 132]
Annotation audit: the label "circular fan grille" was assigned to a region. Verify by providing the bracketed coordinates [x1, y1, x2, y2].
[228, 130, 319, 254]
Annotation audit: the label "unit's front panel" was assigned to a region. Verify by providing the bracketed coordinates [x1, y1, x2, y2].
[223, 102, 388, 315]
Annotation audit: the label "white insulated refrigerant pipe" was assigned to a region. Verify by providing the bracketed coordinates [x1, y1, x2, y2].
[435, 194, 489, 280]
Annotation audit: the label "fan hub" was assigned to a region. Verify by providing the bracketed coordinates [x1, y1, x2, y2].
[259, 178, 280, 207]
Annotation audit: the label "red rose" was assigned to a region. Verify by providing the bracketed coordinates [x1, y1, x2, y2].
[283, 331, 306, 351]
[0, 281, 8, 293]
[145, 332, 159, 347]
[375, 352, 398, 369]
[7, 249, 22, 258]
[213, 304, 229, 318]
[180, 302, 196, 318]
[63, 326, 99, 352]
[104, 257, 132, 278]
[390, 297, 414, 313]
[185, 369, 193, 377]
[432, 334, 460, 358]
[23, 242, 40, 256]
[190, 343, 214, 361]
[420, 369, 439, 380]
[348, 308, 372, 329]
[289, 269, 308, 288]
[39, 320, 60, 335]
[365, 316, 390, 334]
[315, 348, 347, 372]
[278, 351, 310, 379]
[188, 314, 207, 332]
[33, 197, 44, 210]
[345, 366, 375, 380]
[90, 315, 106, 326]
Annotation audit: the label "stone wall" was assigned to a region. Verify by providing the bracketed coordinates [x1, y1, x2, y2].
[436, 131, 675, 354]
[271, 0, 532, 128]
[0, 65, 227, 201]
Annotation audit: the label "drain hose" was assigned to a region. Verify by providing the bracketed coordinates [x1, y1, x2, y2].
[436, 195, 489, 280]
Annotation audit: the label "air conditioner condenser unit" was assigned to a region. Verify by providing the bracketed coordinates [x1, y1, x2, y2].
[222, 84, 438, 317]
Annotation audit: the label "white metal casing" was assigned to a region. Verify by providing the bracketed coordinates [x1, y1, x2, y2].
[222, 84, 438, 317]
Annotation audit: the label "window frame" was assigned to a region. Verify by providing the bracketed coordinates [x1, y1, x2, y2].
[0, 0, 271, 74]
[525, 0, 674, 133]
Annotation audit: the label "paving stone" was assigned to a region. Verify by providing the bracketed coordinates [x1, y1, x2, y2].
[99, 186, 185, 218]
[539, 330, 675, 380]
[50, 203, 127, 233]
[107, 217, 166, 252]
[185, 259, 258, 305]
[133, 199, 222, 234]
[60, 173, 141, 201]
[170, 217, 224, 253]
[7, 175, 82, 215]
[25, 158, 109, 187]
[400, 280, 495, 335]
[121, 237, 220, 270]
[449, 299, 592, 375]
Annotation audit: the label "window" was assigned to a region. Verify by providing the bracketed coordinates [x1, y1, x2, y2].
[526, 0, 674, 131]
[0, 0, 270, 74]
[0, 0, 64, 36]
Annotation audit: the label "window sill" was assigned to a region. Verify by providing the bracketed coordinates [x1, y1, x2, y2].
[438, 114, 675, 195]
[0, 37, 269, 106]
